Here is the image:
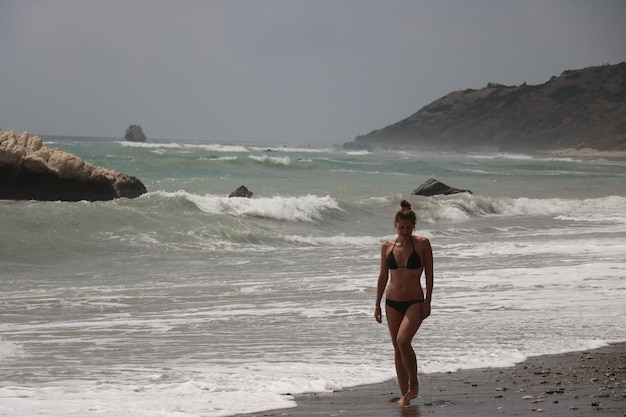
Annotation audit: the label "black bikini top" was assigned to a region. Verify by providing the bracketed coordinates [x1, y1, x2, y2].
[388, 238, 422, 270]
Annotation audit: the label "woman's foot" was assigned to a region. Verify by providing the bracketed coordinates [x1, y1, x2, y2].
[398, 394, 410, 406]
[406, 383, 418, 400]
[398, 384, 418, 406]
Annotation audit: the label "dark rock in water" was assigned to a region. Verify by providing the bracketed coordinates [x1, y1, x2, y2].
[229, 185, 253, 198]
[0, 129, 147, 201]
[413, 178, 472, 196]
[342, 141, 373, 151]
[124, 124, 147, 142]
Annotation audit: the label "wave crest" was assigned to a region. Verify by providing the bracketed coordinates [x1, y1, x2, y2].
[418, 194, 626, 223]
[248, 154, 291, 166]
[155, 191, 341, 222]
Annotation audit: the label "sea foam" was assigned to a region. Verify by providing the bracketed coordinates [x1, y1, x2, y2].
[0, 337, 24, 362]
[154, 191, 341, 222]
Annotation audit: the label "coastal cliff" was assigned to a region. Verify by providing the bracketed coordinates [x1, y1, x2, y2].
[346, 63, 626, 152]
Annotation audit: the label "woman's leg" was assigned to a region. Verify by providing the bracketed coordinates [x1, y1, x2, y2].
[397, 303, 423, 401]
[386, 303, 423, 404]
[385, 305, 409, 398]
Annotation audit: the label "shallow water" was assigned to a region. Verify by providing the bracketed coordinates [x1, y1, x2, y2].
[1, 137, 625, 416]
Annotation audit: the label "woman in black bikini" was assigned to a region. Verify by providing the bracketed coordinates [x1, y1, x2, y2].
[374, 200, 433, 406]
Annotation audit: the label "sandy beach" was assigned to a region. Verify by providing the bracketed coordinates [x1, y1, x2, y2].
[237, 343, 625, 417]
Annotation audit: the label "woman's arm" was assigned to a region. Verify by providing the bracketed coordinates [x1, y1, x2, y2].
[421, 237, 434, 319]
[374, 242, 390, 323]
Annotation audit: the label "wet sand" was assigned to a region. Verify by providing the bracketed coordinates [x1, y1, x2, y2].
[237, 342, 625, 417]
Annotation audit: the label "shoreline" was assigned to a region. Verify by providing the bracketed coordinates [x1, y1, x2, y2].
[534, 148, 626, 161]
[237, 342, 625, 417]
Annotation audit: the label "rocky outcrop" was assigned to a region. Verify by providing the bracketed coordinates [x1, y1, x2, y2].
[124, 124, 147, 142]
[413, 178, 472, 196]
[0, 130, 147, 201]
[229, 185, 253, 198]
[346, 63, 626, 152]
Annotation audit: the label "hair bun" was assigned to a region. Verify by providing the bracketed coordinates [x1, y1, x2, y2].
[400, 199, 411, 210]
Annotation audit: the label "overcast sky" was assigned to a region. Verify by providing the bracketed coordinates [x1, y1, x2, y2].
[1, 0, 624, 145]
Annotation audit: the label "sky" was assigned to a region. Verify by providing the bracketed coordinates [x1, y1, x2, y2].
[1, 1, 625, 145]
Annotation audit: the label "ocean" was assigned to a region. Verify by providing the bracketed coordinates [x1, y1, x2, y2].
[1, 136, 625, 417]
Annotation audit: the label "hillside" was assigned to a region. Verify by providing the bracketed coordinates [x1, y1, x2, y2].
[346, 63, 626, 152]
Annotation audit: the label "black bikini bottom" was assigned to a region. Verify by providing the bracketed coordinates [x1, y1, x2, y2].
[385, 298, 424, 315]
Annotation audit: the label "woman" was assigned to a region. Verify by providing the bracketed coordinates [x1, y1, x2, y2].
[374, 199, 433, 406]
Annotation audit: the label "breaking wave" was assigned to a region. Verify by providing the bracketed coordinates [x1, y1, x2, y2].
[153, 191, 341, 222]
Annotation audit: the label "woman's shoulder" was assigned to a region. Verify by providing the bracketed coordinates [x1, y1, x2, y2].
[412, 235, 431, 245]
[381, 238, 395, 248]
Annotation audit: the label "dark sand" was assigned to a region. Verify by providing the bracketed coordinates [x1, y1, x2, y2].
[237, 343, 625, 417]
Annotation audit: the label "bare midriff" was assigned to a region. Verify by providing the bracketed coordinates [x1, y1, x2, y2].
[386, 267, 425, 301]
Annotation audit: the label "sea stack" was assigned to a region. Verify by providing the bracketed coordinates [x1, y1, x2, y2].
[124, 124, 147, 142]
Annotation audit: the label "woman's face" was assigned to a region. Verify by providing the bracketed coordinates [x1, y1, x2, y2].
[395, 219, 415, 237]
